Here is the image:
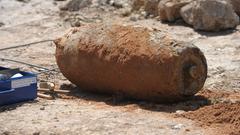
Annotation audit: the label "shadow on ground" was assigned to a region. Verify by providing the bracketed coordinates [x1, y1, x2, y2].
[195, 29, 237, 37]
[163, 19, 237, 37]
[59, 84, 211, 113]
[0, 100, 38, 113]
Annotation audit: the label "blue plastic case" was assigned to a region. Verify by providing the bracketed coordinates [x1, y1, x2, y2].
[0, 67, 37, 106]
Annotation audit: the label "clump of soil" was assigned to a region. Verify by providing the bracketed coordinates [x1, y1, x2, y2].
[16, 0, 30, 3]
[178, 90, 240, 135]
[0, 22, 4, 27]
[60, 0, 92, 11]
[197, 89, 230, 99]
[182, 102, 240, 135]
[197, 89, 240, 104]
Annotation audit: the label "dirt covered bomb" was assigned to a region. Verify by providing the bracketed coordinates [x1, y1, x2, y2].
[54, 23, 207, 102]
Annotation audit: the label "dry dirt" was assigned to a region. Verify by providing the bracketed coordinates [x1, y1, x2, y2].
[0, 0, 240, 135]
[176, 90, 240, 135]
[182, 103, 240, 135]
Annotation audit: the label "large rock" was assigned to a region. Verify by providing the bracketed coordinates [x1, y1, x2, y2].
[230, 0, 240, 16]
[158, 0, 192, 22]
[132, 0, 160, 17]
[108, 0, 131, 8]
[54, 23, 208, 102]
[144, 0, 161, 16]
[181, 0, 239, 31]
[180, 2, 194, 25]
[132, 0, 146, 11]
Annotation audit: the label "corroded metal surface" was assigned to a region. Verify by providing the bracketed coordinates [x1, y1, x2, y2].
[55, 24, 207, 102]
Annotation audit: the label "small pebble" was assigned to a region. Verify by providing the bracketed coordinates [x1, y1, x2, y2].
[16, 0, 30, 3]
[130, 15, 139, 21]
[74, 21, 81, 27]
[172, 124, 184, 130]
[0, 22, 4, 27]
[32, 132, 40, 135]
[140, 11, 147, 17]
[176, 110, 185, 114]
[2, 131, 10, 135]
[121, 9, 131, 17]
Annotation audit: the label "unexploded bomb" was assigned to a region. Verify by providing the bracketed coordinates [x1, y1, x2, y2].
[54, 24, 207, 102]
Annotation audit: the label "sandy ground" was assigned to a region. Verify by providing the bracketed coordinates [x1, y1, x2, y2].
[0, 0, 240, 134]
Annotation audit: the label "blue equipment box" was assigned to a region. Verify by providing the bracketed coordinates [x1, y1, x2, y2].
[0, 67, 37, 106]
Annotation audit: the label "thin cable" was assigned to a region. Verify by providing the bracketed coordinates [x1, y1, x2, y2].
[0, 39, 54, 51]
[0, 57, 60, 74]
[0, 40, 60, 74]
[0, 58, 50, 70]
[36, 68, 59, 75]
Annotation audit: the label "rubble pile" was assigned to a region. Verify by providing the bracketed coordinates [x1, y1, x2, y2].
[132, 0, 240, 31]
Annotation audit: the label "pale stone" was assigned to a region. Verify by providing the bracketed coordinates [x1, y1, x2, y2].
[158, 0, 192, 22]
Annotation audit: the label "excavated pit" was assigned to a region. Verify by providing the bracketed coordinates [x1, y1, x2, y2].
[54, 24, 207, 102]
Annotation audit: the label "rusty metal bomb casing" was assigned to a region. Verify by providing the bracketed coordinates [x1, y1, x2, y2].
[54, 24, 207, 102]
